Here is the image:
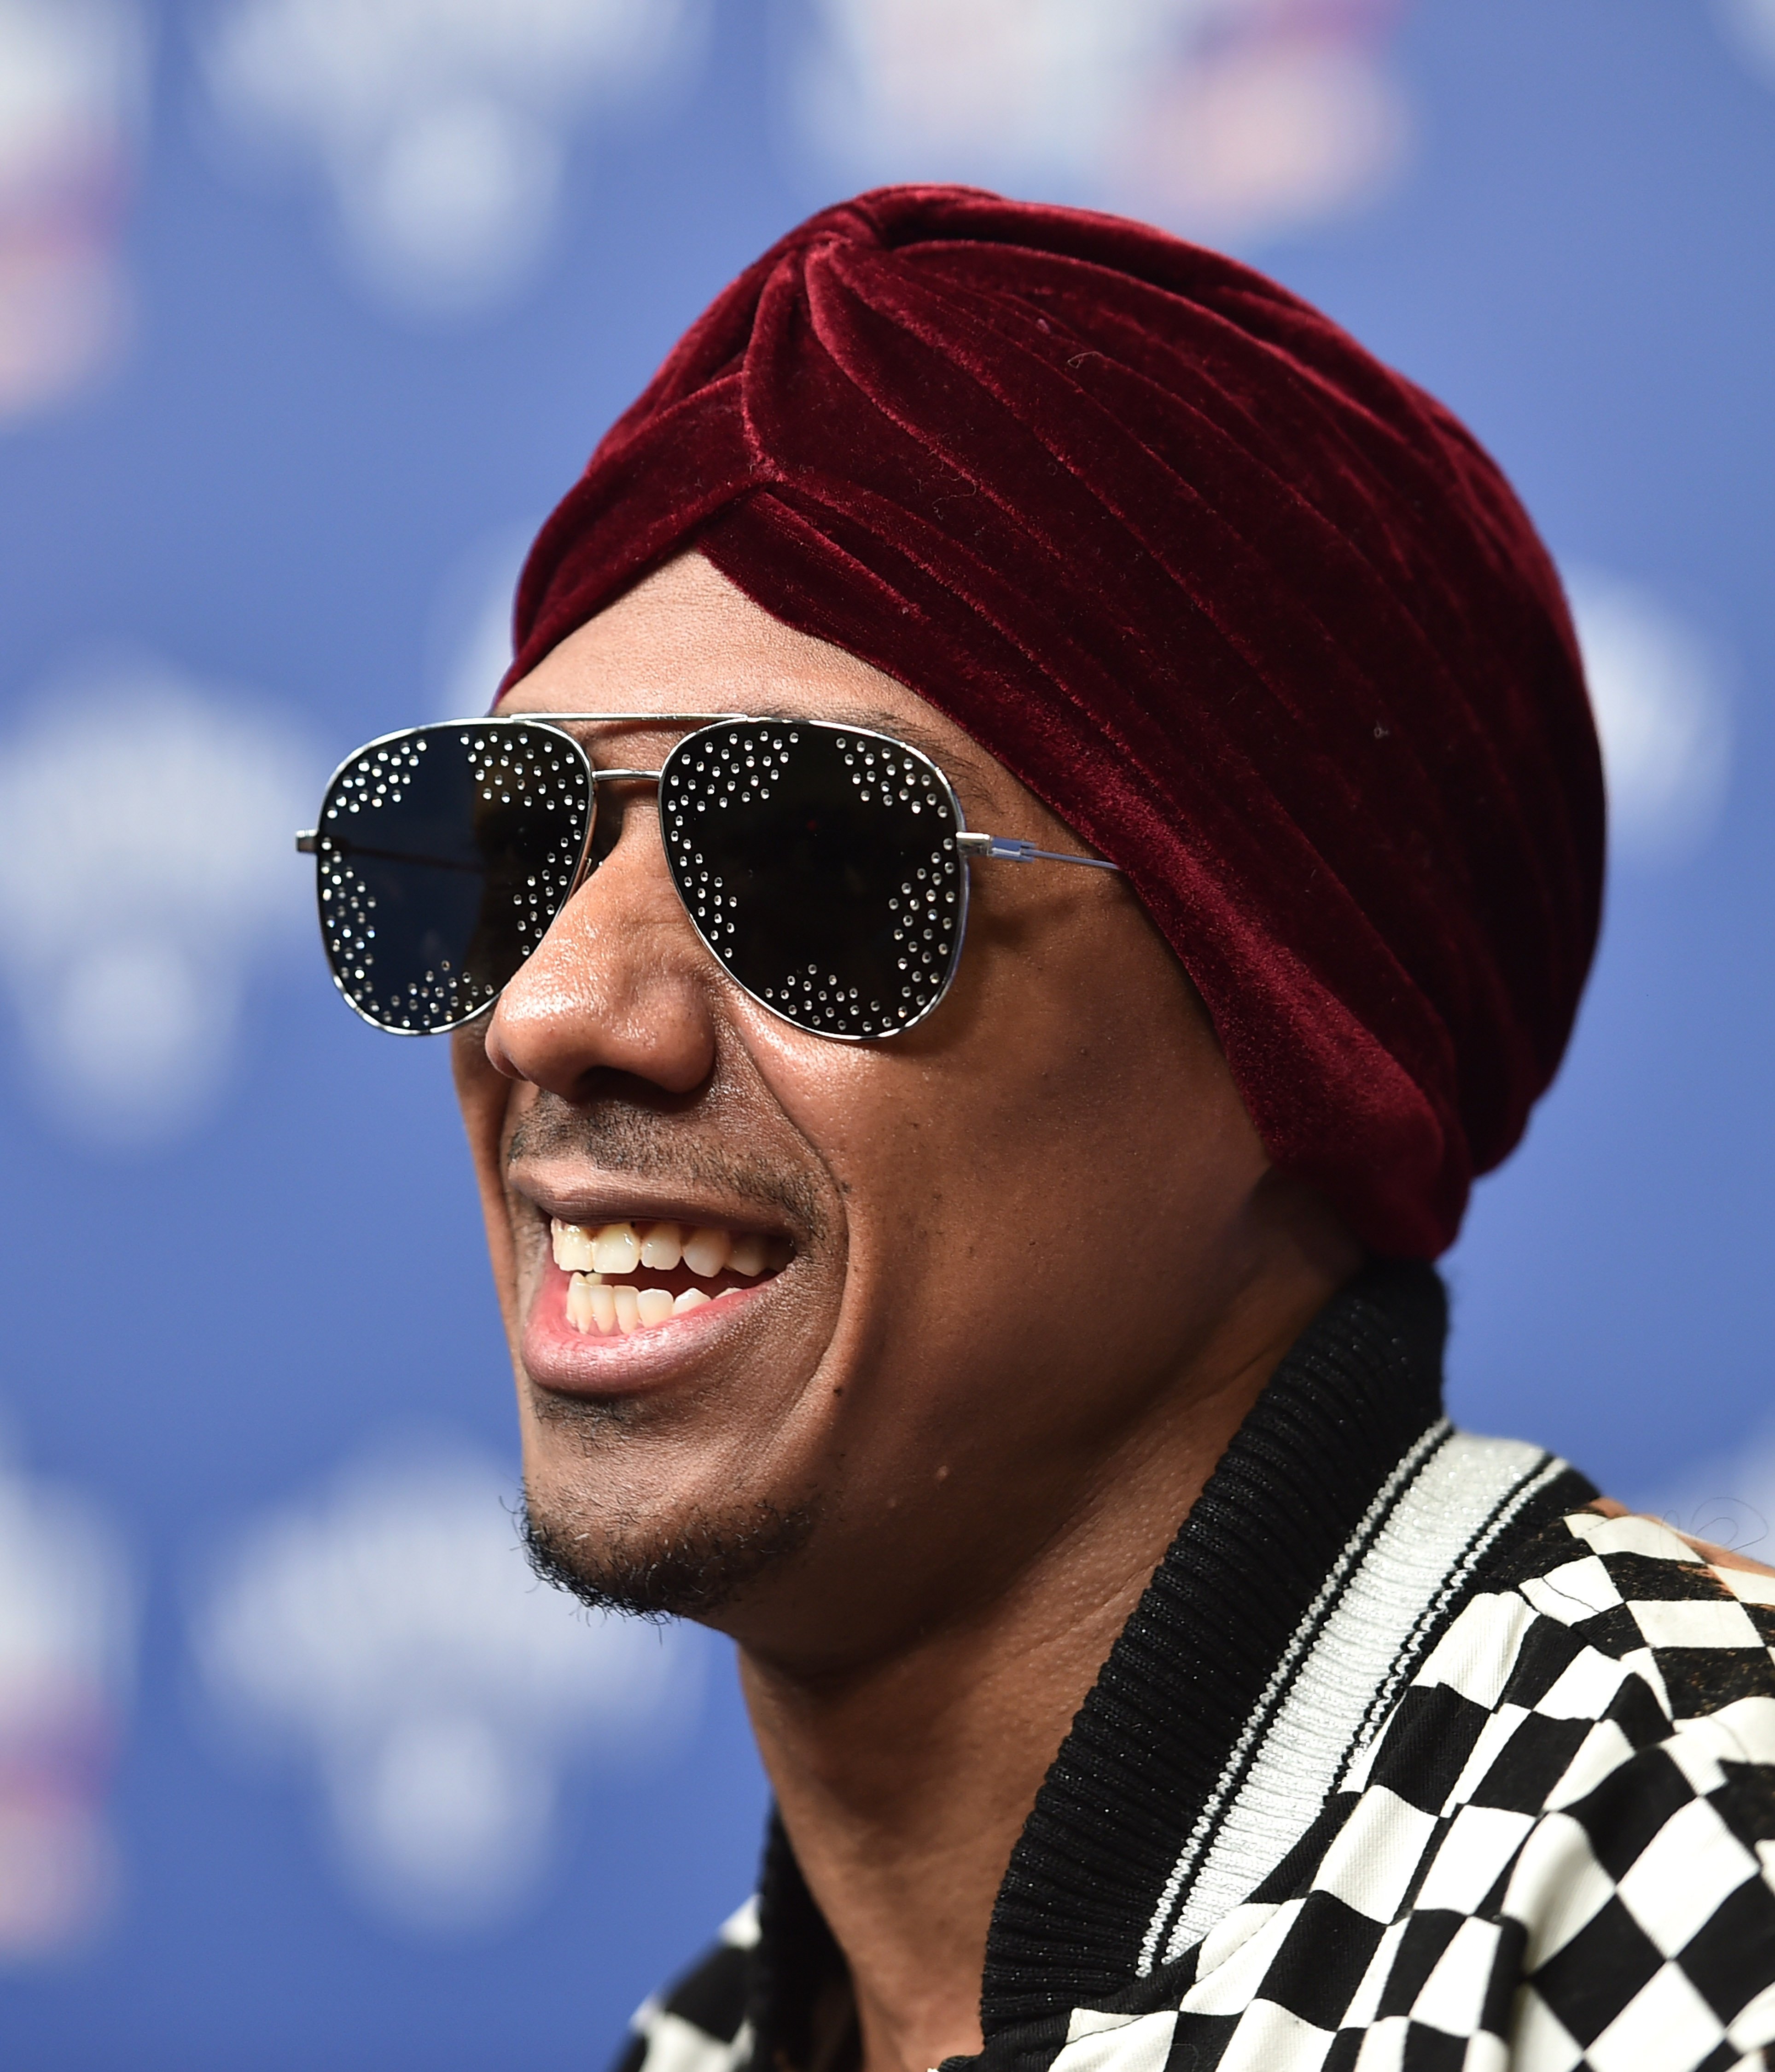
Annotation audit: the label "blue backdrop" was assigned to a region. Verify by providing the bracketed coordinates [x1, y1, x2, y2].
[1, 3, 1772, 2065]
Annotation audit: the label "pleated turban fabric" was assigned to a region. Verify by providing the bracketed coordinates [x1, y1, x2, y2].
[506, 185, 1604, 1258]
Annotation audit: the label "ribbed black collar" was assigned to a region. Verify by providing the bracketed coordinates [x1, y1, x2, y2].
[980, 1258, 1448, 2030]
[749, 1260, 1452, 2068]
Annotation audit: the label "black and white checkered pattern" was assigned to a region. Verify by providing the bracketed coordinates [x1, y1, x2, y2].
[624, 1508, 1775, 2072]
[1063, 1509, 1775, 2071]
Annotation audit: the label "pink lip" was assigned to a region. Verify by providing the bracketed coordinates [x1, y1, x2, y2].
[521, 1259, 774, 1397]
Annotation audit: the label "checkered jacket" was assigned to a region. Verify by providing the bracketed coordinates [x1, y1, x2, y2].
[613, 1267, 1775, 2072]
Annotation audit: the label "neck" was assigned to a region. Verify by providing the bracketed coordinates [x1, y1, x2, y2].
[736, 1248, 1355, 2072]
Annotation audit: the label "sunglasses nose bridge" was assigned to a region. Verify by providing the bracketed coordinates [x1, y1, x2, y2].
[563, 768, 667, 899]
[487, 811, 721, 1100]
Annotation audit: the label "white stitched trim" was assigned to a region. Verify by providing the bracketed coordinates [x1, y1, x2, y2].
[1146, 1431, 1559, 1970]
[1341, 1453, 1571, 1769]
[1134, 1418, 1452, 1977]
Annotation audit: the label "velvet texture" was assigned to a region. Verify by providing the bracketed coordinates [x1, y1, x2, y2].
[506, 186, 1603, 1257]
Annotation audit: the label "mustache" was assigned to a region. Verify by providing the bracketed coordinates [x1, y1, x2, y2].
[506, 1093, 830, 1243]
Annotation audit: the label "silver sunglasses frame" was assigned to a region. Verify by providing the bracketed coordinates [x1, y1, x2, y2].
[297, 713, 1119, 1042]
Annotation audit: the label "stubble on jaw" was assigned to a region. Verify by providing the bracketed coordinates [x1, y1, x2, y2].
[508, 1091, 833, 1621]
[522, 1487, 820, 1621]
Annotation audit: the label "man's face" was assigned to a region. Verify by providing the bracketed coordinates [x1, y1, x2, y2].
[455, 553, 1294, 1671]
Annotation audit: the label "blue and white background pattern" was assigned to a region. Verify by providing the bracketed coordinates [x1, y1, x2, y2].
[1, 2, 1773, 2063]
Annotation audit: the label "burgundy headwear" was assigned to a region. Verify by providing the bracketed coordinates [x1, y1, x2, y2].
[506, 185, 1604, 1258]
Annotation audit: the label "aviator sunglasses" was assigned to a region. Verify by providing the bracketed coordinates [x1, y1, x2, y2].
[297, 714, 1119, 1041]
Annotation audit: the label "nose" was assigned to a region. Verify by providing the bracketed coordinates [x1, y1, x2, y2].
[481, 787, 719, 1099]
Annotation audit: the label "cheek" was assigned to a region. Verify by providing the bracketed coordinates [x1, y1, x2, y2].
[450, 1031, 524, 1312]
[450, 1026, 506, 1152]
[947, 897, 1262, 1222]
[738, 904, 1265, 1401]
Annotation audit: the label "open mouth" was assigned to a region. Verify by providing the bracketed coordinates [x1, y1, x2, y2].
[549, 1217, 794, 1337]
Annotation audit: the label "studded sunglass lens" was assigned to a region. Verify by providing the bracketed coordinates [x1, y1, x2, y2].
[659, 723, 965, 1040]
[304, 714, 1114, 1040]
[314, 722, 593, 1034]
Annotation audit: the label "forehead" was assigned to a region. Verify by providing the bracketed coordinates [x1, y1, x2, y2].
[497, 551, 1003, 802]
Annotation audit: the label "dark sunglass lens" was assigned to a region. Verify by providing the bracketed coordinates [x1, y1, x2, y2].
[317, 724, 591, 1033]
[662, 724, 963, 1039]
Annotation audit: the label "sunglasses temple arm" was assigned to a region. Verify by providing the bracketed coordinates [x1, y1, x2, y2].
[957, 832, 1121, 872]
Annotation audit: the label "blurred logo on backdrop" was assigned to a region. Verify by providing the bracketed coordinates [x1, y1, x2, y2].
[795, 0, 1415, 246]
[1718, 0, 1775, 83]
[198, 0, 707, 317]
[1563, 568, 1734, 866]
[0, 660, 320, 1147]
[0, 1428, 134, 1960]
[0, 0, 144, 423]
[192, 0, 1416, 319]
[191, 1443, 703, 1932]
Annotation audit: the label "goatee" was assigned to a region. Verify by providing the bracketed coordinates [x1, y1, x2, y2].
[520, 1495, 817, 1621]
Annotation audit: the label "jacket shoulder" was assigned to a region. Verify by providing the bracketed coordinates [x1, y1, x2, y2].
[612, 1900, 758, 2072]
[1487, 1504, 1775, 1720]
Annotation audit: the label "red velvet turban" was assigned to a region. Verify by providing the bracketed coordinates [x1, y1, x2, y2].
[506, 185, 1604, 1258]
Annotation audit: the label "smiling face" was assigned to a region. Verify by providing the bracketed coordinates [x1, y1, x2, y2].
[454, 553, 1354, 1674]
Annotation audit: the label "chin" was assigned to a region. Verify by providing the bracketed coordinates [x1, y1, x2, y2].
[520, 1476, 820, 1624]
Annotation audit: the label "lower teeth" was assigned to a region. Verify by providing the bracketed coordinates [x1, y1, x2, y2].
[566, 1274, 728, 1335]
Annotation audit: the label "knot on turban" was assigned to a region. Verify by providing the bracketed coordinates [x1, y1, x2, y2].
[507, 185, 1604, 1258]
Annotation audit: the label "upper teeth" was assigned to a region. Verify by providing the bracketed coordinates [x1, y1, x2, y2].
[550, 1218, 776, 1336]
[551, 1219, 771, 1278]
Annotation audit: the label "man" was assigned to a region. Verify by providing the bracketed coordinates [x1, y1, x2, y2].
[305, 189, 1775, 2069]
